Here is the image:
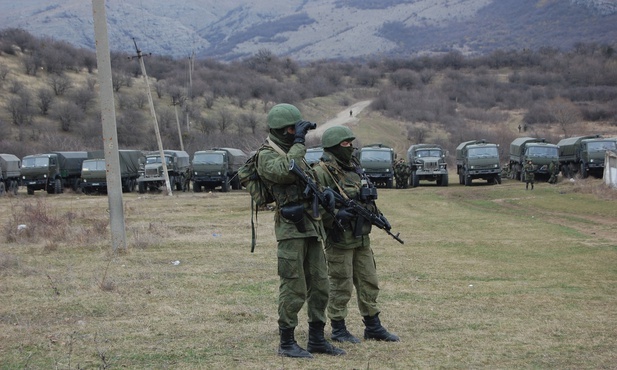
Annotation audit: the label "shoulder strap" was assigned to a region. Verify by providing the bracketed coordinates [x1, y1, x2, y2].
[318, 161, 350, 200]
[264, 138, 286, 156]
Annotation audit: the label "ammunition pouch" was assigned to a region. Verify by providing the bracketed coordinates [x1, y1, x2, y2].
[280, 203, 306, 233]
[359, 185, 378, 201]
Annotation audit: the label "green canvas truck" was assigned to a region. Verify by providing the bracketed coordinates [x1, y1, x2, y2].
[191, 147, 247, 192]
[21, 151, 89, 194]
[80, 150, 143, 194]
[456, 140, 501, 186]
[557, 135, 617, 178]
[509, 137, 559, 181]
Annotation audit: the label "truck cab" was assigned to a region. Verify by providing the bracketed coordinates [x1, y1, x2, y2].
[359, 144, 395, 188]
[456, 140, 501, 186]
[407, 144, 448, 187]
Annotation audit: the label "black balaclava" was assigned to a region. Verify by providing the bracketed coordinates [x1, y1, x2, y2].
[327, 143, 355, 169]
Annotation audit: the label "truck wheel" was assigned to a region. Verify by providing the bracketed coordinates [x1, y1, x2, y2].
[54, 179, 63, 194]
[0, 182, 5, 195]
[459, 172, 463, 185]
[138, 182, 146, 194]
[411, 172, 419, 188]
[464, 174, 472, 186]
[193, 182, 202, 192]
[10, 180, 18, 195]
[221, 179, 230, 192]
[441, 174, 449, 186]
[27, 186, 34, 195]
[386, 178, 393, 189]
[579, 163, 588, 178]
[496, 175, 502, 185]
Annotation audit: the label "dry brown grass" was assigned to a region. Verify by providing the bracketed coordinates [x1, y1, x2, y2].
[0, 179, 616, 369]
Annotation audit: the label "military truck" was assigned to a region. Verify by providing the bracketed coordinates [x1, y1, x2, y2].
[456, 140, 501, 186]
[80, 150, 143, 194]
[407, 144, 448, 187]
[305, 147, 324, 166]
[358, 144, 395, 188]
[557, 135, 617, 178]
[191, 147, 247, 192]
[21, 151, 89, 195]
[137, 150, 190, 193]
[509, 137, 559, 181]
[0, 153, 21, 195]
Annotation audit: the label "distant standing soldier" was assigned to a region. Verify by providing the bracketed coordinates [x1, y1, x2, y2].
[523, 160, 535, 190]
[548, 160, 559, 184]
[349, 110, 353, 117]
[394, 159, 410, 189]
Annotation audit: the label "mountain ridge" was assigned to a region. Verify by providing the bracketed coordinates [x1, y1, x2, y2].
[1, 0, 616, 61]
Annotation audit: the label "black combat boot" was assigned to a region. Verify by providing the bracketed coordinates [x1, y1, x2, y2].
[331, 319, 360, 343]
[363, 313, 400, 342]
[278, 327, 313, 358]
[306, 321, 346, 356]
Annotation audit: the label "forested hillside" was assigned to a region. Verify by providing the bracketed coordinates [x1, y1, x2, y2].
[1, 28, 616, 163]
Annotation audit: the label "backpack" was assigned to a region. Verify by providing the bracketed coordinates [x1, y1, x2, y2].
[237, 139, 285, 252]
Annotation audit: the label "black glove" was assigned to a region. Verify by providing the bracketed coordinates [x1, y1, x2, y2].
[294, 120, 317, 144]
[322, 187, 336, 213]
[377, 214, 391, 230]
[335, 207, 355, 224]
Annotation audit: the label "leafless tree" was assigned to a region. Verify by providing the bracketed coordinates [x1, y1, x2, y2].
[217, 108, 233, 133]
[6, 91, 33, 126]
[37, 88, 54, 115]
[71, 87, 96, 112]
[48, 73, 72, 96]
[547, 97, 581, 137]
[52, 101, 84, 132]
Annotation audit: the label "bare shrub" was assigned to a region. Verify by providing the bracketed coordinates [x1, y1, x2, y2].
[0, 252, 19, 272]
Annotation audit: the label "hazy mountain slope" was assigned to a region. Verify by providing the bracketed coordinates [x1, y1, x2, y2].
[0, 0, 615, 61]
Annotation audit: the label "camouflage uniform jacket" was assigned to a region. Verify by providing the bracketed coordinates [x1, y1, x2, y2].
[257, 137, 326, 242]
[314, 152, 375, 249]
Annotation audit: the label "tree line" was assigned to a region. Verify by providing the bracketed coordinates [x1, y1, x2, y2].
[0, 27, 615, 160]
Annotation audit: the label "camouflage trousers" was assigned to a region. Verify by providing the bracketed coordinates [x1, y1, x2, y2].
[277, 237, 329, 329]
[325, 241, 380, 320]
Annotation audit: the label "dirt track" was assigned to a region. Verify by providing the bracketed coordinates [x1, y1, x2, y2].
[306, 100, 372, 141]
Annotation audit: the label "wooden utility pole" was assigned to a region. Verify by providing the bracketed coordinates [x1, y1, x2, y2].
[91, 0, 126, 252]
[172, 97, 185, 152]
[130, 38, 173, 195]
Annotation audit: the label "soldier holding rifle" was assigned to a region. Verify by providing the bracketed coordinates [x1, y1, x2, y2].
[256, 103, 344, 358]
[311, 125, 401, 344]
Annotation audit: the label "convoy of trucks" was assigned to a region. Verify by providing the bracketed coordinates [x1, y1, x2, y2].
[456, 140, 501, 186]
[508, 137, 560, 181]
[3, 133, 616, 196]
[191, 147, 247, 192]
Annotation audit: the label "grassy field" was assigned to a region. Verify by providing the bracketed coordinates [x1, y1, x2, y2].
[1, 177, 616, 369]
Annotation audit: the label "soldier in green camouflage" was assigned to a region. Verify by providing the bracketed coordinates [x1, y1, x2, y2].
[257, 103, 345, 358]
[523, 160, 536, 190]
[394, 158, 411, 189]
[548, 160, 559, 184]
[313, 125, 400, 344]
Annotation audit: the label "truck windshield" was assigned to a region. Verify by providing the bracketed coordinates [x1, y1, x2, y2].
[468, 147, 498, 158]
[587, 141, 617, 152]
[146, 156, 172, 165]
[361, 150, 391, 161]
[415, 149, 442, 158]
[526, 146, 558, 158]
[82, 160, 105, 171]
[305, 149, 324, 164]
[22, 157, 49, 168]
[193, 153, 224, 164]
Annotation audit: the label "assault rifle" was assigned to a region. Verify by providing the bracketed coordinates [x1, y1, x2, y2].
[289, 159, 404, 244]
[288, 159, 343, 230]
[329, 190, 404, 244]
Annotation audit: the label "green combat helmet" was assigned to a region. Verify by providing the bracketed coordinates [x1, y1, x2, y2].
[267, 103, 302, 129]
[322, 125, 355, 148]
